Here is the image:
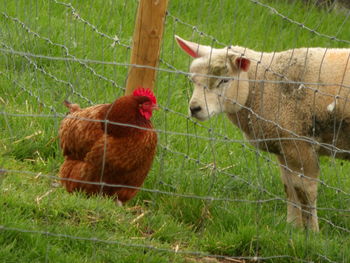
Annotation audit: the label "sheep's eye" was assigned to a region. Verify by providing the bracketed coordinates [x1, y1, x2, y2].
[217, 79, 229, 87]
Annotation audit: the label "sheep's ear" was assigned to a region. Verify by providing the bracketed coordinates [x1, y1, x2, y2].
[175, 35, 212, 58]
[234, 57, 250, 72]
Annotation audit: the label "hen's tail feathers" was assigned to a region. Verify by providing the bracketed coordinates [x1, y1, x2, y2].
[64, 100, 81, 113]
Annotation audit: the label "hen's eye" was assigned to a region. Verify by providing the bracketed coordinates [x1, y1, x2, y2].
[217, 79, 229, 87]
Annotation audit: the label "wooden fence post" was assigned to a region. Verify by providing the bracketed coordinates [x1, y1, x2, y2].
[125, 0, 169, 95]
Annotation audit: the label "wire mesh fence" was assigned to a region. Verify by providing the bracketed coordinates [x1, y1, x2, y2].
[1, 0, 350, 262]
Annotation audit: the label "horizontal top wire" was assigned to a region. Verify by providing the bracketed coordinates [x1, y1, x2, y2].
[2, 47, 350, 94]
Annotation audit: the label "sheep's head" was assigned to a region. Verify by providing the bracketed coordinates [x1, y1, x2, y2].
[175, 35, 251, 121]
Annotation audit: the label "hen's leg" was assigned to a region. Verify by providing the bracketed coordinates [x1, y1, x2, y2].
[115, 199, 123, 207]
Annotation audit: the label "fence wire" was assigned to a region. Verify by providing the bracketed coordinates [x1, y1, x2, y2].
[1, 0, 350, 262]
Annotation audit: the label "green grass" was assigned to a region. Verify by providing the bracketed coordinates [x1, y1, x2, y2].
[1, 0, 350, 262]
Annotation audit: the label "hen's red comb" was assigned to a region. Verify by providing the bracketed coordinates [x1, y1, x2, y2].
[133, 87, 157, 104]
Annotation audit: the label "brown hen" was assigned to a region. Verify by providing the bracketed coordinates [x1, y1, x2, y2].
[59, 88, 158, 204]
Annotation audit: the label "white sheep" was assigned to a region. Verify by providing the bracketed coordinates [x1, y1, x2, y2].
[175, 35, 350, 231]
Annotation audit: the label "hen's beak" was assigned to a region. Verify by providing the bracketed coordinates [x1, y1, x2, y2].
[152, 104, 160, 110]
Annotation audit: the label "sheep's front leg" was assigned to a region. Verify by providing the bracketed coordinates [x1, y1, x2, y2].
[278, 161, 303, 228]
[277, 144, 319, 231]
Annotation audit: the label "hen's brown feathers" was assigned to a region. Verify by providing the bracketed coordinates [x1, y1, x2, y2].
[59, 93, 157, 203]
[60, 104, 108, 159]
[63, 100, 81, 113]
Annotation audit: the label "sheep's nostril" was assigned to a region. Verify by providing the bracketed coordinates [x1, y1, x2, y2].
[190, 106, 202, 115]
